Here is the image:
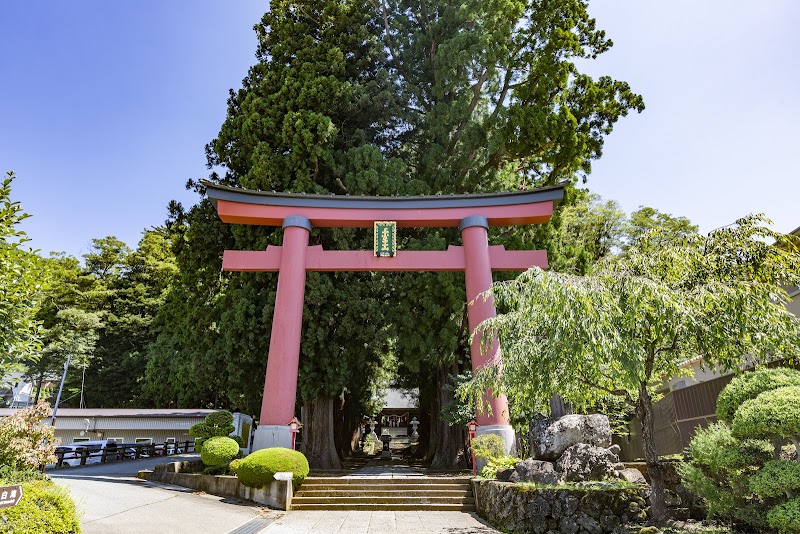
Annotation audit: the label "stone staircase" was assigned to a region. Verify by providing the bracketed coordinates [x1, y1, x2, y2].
[292, 477, 476, 511]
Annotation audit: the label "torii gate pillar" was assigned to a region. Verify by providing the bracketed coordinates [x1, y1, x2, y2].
[460, 216, 515, 454]
[253, 216, 311, 451]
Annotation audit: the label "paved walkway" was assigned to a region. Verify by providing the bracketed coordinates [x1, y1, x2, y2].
[257, 510, 499, 534]
[51, 454, 269, 534]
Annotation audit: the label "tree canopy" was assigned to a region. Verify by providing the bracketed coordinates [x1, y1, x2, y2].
[147, 0, 643, 467]
[0, 171, 44, 384]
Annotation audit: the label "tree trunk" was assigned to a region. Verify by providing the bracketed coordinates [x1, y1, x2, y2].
[302, 395, 342, 469]
[430, 364, 468, 469]
[638, 384, 668, 525]
[33, 372, 44, 404]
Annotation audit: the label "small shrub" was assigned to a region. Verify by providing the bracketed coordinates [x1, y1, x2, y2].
[201, 436, 240, 467]
[189, 410, 236, 452]
[0, 479, 80, 534]
[236, 447, 309, 489]
[732, 386, 800, 441]
[678, 422, 769, 520]
[228, 458, 243, 475]
[768, 497, 800, 533]
[471, 434, 504, 461]
[0, 403, 57, 470]
[480, 455, 520, 479]
[716, 368, 800, 424]
[749, 461, 800, 498]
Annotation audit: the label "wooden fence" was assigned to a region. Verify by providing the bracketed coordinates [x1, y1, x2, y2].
[54, 440, 196, 468]
[615, 374, 733, 461]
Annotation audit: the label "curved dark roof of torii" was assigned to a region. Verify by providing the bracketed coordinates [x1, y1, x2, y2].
[202, 180, 566, 210]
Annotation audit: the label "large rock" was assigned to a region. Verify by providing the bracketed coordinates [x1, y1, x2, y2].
[617, 468, 648, 485]
[555, 443, 617, 482]
[528, 415, 612, 460]
[511, 459, 562, 485]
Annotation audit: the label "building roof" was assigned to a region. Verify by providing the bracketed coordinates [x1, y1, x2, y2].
[382, 388, 418, 409]
[0, 408, 217, 418]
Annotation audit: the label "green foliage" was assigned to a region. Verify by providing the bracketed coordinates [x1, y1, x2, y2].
[480, 455, 520, 479]
[228, 458, 243, 475]
[236, 448, 309, 489]
[200, 436, 240, 467]
[205, 410, 234, 427]
[677, 423, 770, 520]
[471, 434, 505, 461]
[732, 386, 800, 441]
[0, 170, 44, 383]
[0, 403, 57, 470]
[0, 479, 81, 534]
[716, 367, 800, 424]
[749, 461, 800, 498]
[0, 466, 47, 484]
[768, 498, 800, 533]
[190, 411, 237, 452]
[461, 215, 800, 520]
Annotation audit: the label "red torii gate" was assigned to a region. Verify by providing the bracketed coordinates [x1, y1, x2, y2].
[206, 181, 565, 452]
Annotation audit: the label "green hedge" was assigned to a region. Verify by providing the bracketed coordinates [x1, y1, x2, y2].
[200, 437, 240, 467]
[0, 479, 80, 534]
[749, 461, 800, 498]
[768, 497, 800, 533]
[732, 386, 800, 441]
[236, 447, 309, 489]
[716, 368, 800, 424]
[471, 434, 505, 461]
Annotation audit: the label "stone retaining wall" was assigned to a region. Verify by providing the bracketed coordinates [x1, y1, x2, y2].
[143, 459, 293, 510]
[473, 480, 648, 534]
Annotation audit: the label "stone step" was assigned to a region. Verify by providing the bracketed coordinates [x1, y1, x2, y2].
[293, 496, 474, 505]
[290, 503, 477, 512]
[296, 490, 471, 498]
[303, 476, 470, 486]
[298, 483, 471, 492]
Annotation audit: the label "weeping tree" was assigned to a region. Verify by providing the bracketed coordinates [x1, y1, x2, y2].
[461, 215, 800, 524]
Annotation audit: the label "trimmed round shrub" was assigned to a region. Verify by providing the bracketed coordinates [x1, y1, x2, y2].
[0, 479, 80, 534]
[236, 447, 309, 489]
[205, 410, 234, 427]
[228, 458, 243, 475]
[471, 433, 505, 461]
[732, 386, 800, 441]
[750, 461, 800, 498]
[768, 497, 800, 533]
[717, 368, 800, 424]
[200, 436, 240, 467]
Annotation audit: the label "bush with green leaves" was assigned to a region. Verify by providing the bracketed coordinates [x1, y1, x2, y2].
[0, 479, 81, 534]
[716, 368, 800, 424]
[189, 410, 235, 452]
[749, 460, 800, 498]
[200, 436, 240, 467]
[732, 386, 800, 444]
[480, 455, 520, 479]
[471, 434, 505, 461]
[678, 422, 771, 523]
[768, 498, 800, 533]
[236, 447, 309, 489]
[228, 458, 243, 475]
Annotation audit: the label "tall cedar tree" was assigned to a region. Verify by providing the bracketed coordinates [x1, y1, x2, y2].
[148, 0, 642, 468]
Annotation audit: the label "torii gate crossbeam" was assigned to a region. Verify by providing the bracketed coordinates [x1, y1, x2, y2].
[205, 181, 566, 453]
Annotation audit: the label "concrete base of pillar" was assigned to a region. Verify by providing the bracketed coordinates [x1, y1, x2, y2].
[475, 425, 517, 472]
[252, 425, 293, 451]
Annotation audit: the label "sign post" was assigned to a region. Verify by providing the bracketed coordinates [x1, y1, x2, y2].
[0, 485, 23, 508]
[287, 417, 302, 451]
[373, 221, 397, 257]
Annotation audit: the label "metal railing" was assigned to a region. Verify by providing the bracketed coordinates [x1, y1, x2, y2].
[54, 441, 195, 468]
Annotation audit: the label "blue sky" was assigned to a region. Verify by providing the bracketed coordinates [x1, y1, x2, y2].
[1, 1, 798, 259]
